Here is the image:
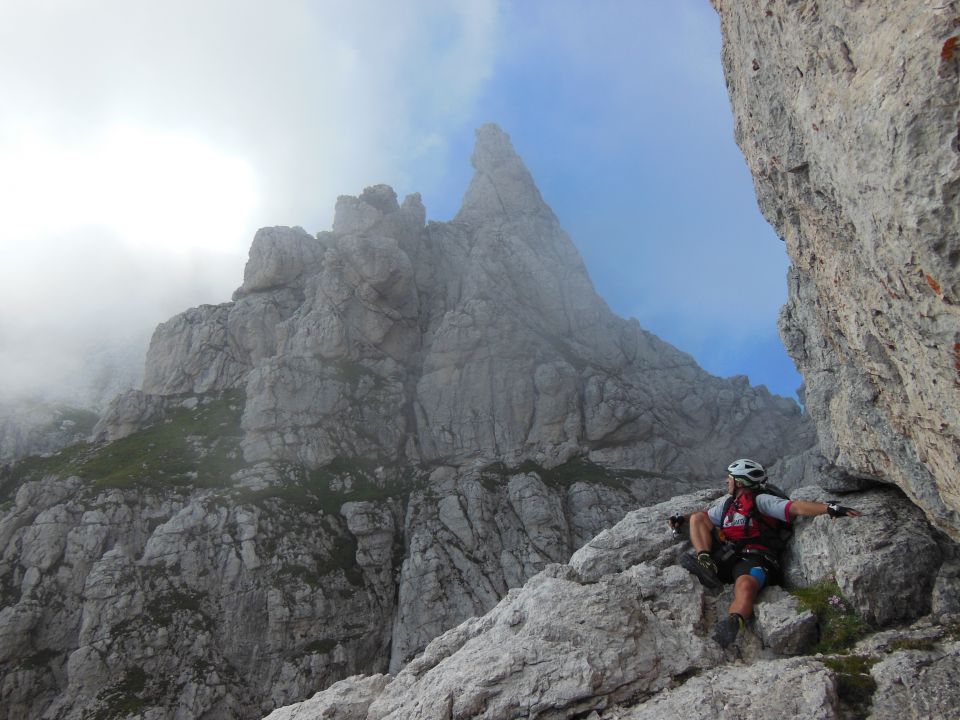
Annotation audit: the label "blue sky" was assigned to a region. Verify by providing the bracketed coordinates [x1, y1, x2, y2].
[412, 3, 802, 398]
[0, 1, 802, 403]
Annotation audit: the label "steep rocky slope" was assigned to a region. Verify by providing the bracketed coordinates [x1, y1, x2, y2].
[712, 0, 960, 540]
[265, 488, 960, 720]
[0, 126, 813, 719]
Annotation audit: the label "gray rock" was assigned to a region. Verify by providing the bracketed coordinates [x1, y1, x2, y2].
[389, 469, 594, 673]
[96, 123, 812, 479]
[371, 563, 720, 720]
[2, 124, 821, 718]
[853, 617, 950, 657]
[783, 487, 941, 626]
[931, 561, 960, 621]
[869, 641, 960, 720]
[753, 587, 818, 656]
[569, 489, 722, 582]
[262, 674, 390, 720]
[566, 481, 643, 549]
[0, 473, 401, 719]
[0, 401, 98, 465]
[613, 657, 839, 720]
[712, 0, 960, 541]
[237, 226, 326, 296]
[92, 389, 166, 442]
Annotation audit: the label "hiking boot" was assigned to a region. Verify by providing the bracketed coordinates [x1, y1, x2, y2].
[712, 614, 743, 649]
[679, 552, 724, 591]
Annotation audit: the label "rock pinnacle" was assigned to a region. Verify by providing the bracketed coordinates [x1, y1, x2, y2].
[455, 123, 550, 224]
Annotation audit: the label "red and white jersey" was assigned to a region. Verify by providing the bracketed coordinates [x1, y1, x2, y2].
[706, 491, 793, 550]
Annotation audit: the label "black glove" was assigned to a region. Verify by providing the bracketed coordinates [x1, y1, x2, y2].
[825, 501, 854, 518]
[669, 514, 686, 530]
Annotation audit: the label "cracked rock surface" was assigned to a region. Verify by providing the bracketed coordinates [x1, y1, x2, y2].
[713, 0, 960, 541]
[266, 488, 960, 720]
[101, 124, 812, 479]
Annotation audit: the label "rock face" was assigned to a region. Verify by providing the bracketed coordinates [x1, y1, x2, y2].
[0, 125, 817, 719]
[0, 472, 403, 719]
[783, 486, 942, 626]
[869, 641, 960, 720]
[112, 124, 811, 478]
[712, 1, 960, 540]
[0, 402, 98, 465]
[265, 488, 960, 720]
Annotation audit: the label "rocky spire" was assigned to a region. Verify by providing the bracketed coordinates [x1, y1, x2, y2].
[454, 123, 552, 224]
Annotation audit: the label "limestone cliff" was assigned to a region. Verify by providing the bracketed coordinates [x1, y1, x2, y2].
[712, 1, 960, 540]
[108, 124, 810, 478]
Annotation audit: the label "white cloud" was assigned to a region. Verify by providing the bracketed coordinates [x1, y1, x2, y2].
[0, 0, 501, 403]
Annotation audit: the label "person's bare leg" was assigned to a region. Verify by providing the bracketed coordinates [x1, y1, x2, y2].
[688, 511, 713, 554]
[729, 574, 760, 619]
[713, 573, 760, 648]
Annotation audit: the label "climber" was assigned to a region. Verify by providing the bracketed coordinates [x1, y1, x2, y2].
[667, 458, 861, 649]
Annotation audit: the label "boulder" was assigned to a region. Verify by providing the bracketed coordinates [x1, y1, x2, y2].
[869, 641, 960, 720]
[237, 226, 326, 296]
[613, 657, 839, 720]
[371, 563, 720, 720]
[569, 489, 722, 582]
[753, 587, 818, 656]
[783, 487, 942, 626]
[262, 674, 390, 720]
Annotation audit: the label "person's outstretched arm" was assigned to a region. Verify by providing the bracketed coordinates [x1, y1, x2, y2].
[789, 500, 861, 518]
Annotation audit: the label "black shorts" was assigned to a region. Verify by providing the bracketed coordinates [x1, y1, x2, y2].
[715, 551, 779, 587]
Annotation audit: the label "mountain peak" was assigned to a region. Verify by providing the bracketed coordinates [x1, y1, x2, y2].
[455, 123, 550, 223]
[470, 123, 520, 173]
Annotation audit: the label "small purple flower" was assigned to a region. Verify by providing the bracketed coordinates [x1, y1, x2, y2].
[828, 595, 845, 609]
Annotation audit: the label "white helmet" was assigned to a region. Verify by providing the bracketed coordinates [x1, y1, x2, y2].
[727, 458, 767, 486]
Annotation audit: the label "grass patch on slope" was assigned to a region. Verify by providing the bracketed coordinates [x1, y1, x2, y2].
[2, 390, 246, 495]
[791, 578, 868, 653]
[234, 457, 414, 516]
[820, 654, 878, 720]
[480, 457, 673, 493]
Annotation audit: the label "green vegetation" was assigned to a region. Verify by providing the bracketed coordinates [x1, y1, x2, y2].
[144, 589, 211, 630]
[820, 655, 878, 720]
[888, 636, 940, 652]
[3, 390, 246, 495]
[302, 638, 338, 655]
[519, 458, 627, 489]
[91, 666, 148, 720]
[0, 442, 93, 501]
[477, 456, 685, 496]
[483, 457, 673, 492]
[234, 457, 414, 516]
[789, 579, 878, 719]
[791, 578, 868, 653]
[82, 391, 246, 489]
[48, 406, 100, 437]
